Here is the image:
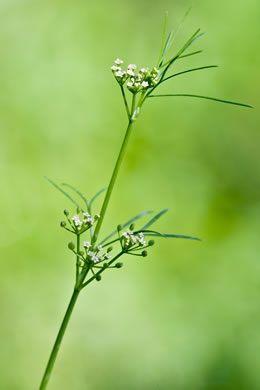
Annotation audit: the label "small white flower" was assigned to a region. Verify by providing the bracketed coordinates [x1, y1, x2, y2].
[105, 253, 112, 259]
[140, 68, 148, 73]
[127, 69, 135, 77]
[115, 58, 123, 65]
[88, 251, 95, 257]
[141, 81, 149, 88]
[97, 244, 103, 251]
[72, 214, 80, 221]
[111, 65, 120, 71]
[91, 255, 99, 263]
[97, 253, 103, 260]
[84, 241, 91, 248]
[127, 82, 133, 87]
[134, 83, 140, 87]
[136, 74, 142, 81]
[128, 64, 136, 70]
[116, 71, 124, 78]
[95, 213, 100, 219]
[83, 212, 90, 217]
[127, 229, 133, 235]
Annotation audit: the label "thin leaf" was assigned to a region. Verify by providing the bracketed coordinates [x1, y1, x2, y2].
[62, 183, 90, 210]
[89, 187, 108, 209]
[161, 65, 218, 83]
[148, 94, 254, 108]
[44, 176, 83, 211]
[157, 11, 168, 68]
[99, 210, 153, 245]
[140, 208, 168, 230]
[159, 31, 174, 67]
[159, 7, 192, 68]
[178, 50, 203, 59]
[160, 29, 203, 70]
[143, 232, 202, 241]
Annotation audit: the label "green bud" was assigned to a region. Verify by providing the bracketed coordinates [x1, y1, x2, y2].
[68, 242, 75, 250]
[142, 250, 148, 257]
[103, 263, 108, 268]
[64, 209, 69, 216]
[107, 246, 113, 252]
[60, 220, 66, 228]
[148, 240, 155, 246]
[115, 262, 123, 268]
[79, 251, 85, 257]
[117, 224, 123, 232]
[130, 223, 135, 231]
[96, 274, 102, 281]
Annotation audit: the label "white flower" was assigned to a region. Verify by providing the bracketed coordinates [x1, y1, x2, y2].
[115, 58, 123, 65]
[127, 69, 135, 77]
[136, 74, 142, 81]
[141, 81, 149, 88]
[127, 82, 133, 87]
[111, 65, 120, 71]
[97, 253, 103, 260]
[128, 64, 136, 70]
[97, 244, 103, 251]
[91, 255, 99, 263]
[72, 214, 80, 221]
[83, 241, 91, 248]
[127, 229, 133, 235]
[105, 253, 112, 259]
[140, 68, 148, 73]
[83, 212, 90, 217]
[134, 83, 140, 87]
[95, 214, 100, 219]
[116, 71, 124, 78]
[88, 251, 95, 257]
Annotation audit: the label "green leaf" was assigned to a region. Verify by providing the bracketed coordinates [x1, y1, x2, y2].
[161, 65, 218, 83]
[89, 186, 108, 210]
[148, 93, 254, 108]
[178, 50, 203, 59]
[160, 29, 203, 71]
[140, 208, 168, 230]
[99, 210, 153, 245]
[62, 183, 90, 210]
[143, 232, 202, 241]
[44, 176, 83, 211]
[157, 11, 169, 68]
[159, 7, 192, 68]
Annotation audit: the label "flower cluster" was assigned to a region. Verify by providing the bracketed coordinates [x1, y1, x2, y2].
[121, 229, 146, 248]
[111, 58, 160, 93]
[61, 209, 100, 234]
[83, 242, 112, 264]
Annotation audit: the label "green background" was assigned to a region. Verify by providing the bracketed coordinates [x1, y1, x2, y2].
[0, 0, 259, 389]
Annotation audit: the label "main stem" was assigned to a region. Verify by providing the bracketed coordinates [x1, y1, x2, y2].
[39, 94, 137, 389]
[39, 288, 80, 390]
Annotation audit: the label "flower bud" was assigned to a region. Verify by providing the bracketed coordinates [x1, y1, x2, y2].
[117, 224, 123, 232]
[141, 250, 148, 257]
[115, 262, 123, 268]
[148, 240, 155, 246]
[64, 209, 69, 216]
[130, 223, 135, 231]
[96, 274, 102, 281]
[103, 262, 109, 268]
[79, 251, 85, 257]
[107, 246, 113, 252]
[68, 242, 75, 250]
[60, 220, 66, 228]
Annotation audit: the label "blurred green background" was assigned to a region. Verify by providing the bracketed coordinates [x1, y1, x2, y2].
[0, 0, 259, 389]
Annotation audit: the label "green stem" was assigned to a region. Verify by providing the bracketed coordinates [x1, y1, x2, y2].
[39, 288, 80, 390]
[91, 96, 136, 245]
[40, 95, 137, 389]
[120, 85, 130, 118]
[76, 234, 80, 283]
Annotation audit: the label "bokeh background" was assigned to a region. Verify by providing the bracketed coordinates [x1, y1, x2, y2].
[0, 0, 259, 389]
